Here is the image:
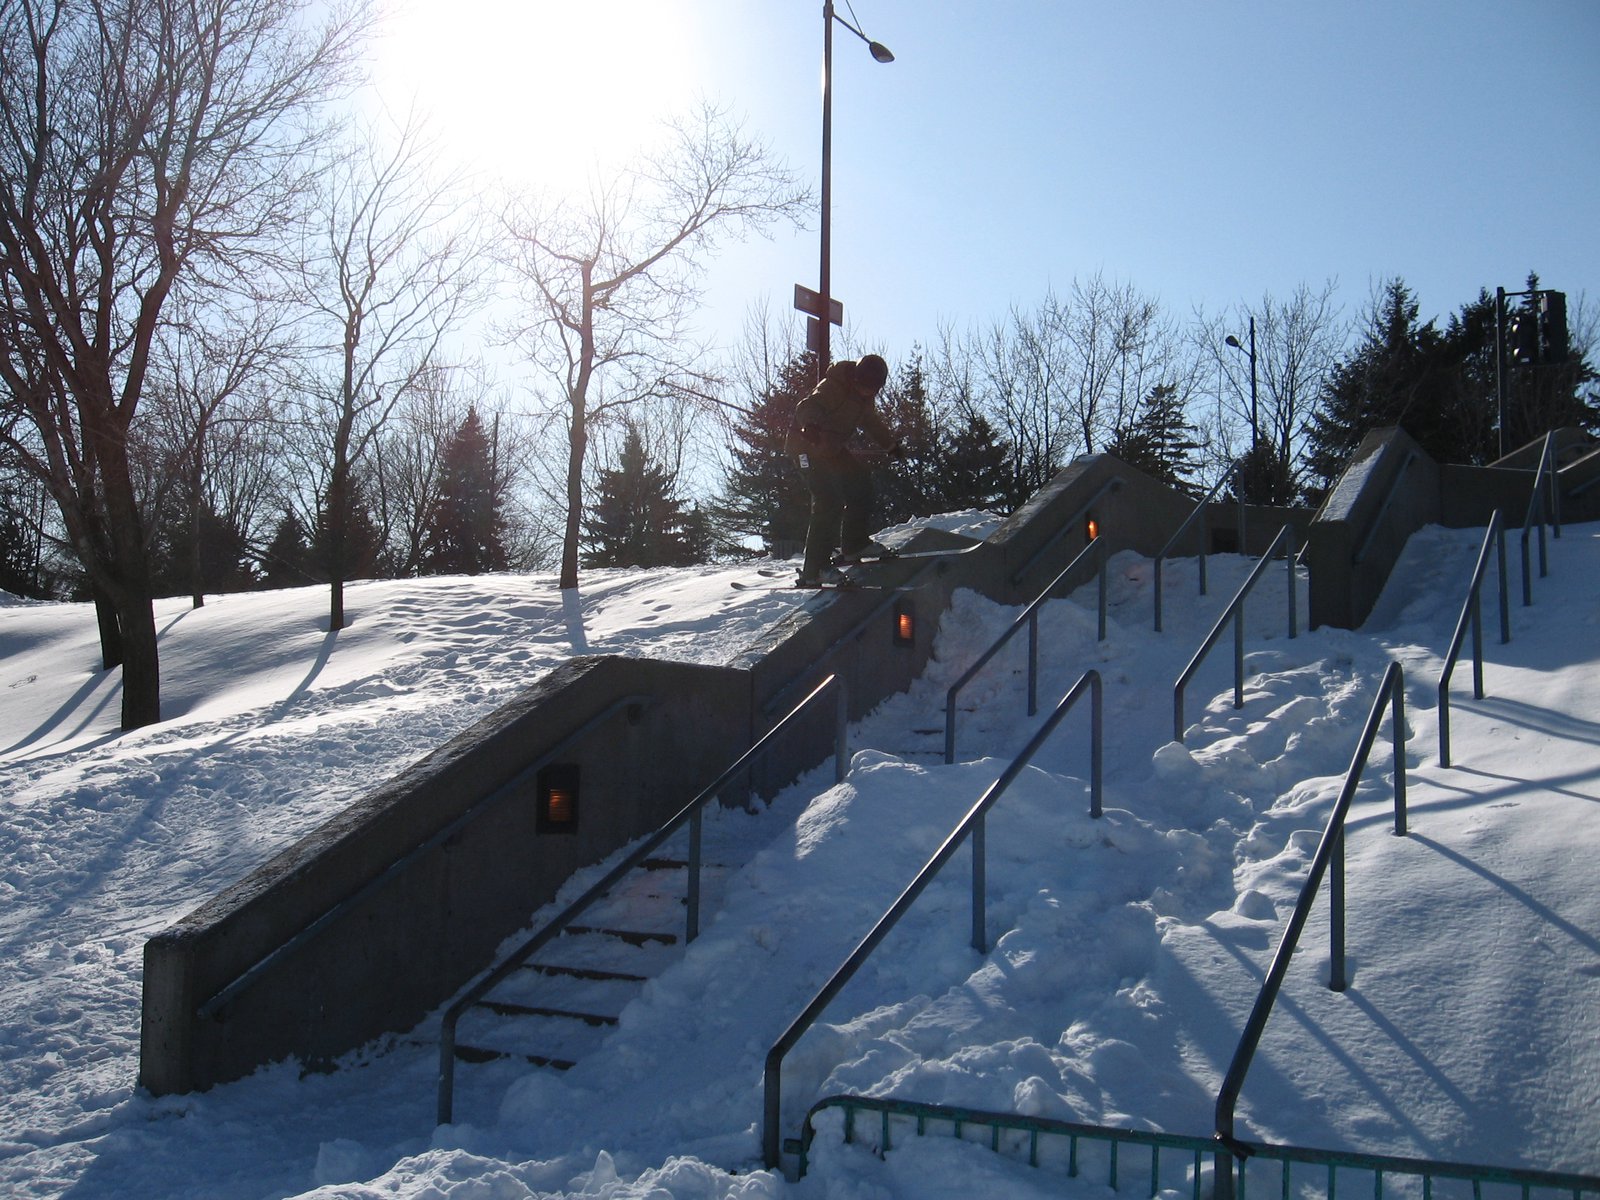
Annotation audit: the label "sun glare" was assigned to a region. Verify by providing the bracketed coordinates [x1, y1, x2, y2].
[374, 1, 701, 185]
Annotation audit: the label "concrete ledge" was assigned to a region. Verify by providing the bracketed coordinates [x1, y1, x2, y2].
[1307, 428, 1441, 630]
[140, 655, 750, 1095]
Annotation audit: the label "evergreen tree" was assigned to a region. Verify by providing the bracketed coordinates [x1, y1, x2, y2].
[1104, 382, 1204, 491]
[874, 351, 937, 525]
[421, 407, 508, 575]
[1304, 279, 1455, 486]
[931, 406, 1013, 512]
[583, 424, 706, 568]
[260, 511, 316, 588]
[1307, 275, 1598, 494]
[0, 481, 37, 597]
[1492, 275, 1599, 450]
[710, 351, 817, 556]
[311, 478, 382, 585]
[1227, 441, 1298, 507]
[146, 482, 254, 598]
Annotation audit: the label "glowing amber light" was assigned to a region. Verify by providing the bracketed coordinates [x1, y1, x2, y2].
[544, 789, 576, 825]
[1086, 517, 1099, 540]
[897, 611, 914, 641]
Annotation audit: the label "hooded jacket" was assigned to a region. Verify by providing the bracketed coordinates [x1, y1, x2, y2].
[785, 359, 896, 465]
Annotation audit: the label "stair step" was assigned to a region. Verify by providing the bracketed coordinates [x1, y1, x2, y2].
[526, 962, 649, 984]
[638, 856, 730, 871]
[639, 856, 688, 871]
[454, 1043, 575, 1070]
[474, 999, 618, 1026]
[566, 924, 678, 947]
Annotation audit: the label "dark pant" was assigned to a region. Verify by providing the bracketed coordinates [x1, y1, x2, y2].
[799, 452, 872, 578]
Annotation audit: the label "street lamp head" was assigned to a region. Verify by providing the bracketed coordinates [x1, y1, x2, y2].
[1225, 335, 1243, 351]
[868, 40, 895, 63]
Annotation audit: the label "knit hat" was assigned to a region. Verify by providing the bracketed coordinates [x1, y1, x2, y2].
[855, 354, 889, 391]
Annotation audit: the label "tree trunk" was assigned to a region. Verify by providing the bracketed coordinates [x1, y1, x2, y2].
[113, 585, 161, 729]
[559, 407, 586, 590]
[559, 258, 597, 592]
[327, 462, 348, 631]
[92, 584, 122, 671]
[98, 442, 161, 729]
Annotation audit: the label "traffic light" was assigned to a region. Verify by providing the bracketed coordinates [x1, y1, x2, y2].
[1508, 306, 1539, 364]
[1539, 291, 1569, 364]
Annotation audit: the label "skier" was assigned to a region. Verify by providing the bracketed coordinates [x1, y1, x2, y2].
[786, 353, 899, 587]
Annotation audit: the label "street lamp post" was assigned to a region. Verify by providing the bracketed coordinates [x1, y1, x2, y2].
[815, 1, 892, 379]
[1225, 316, 1258, 454]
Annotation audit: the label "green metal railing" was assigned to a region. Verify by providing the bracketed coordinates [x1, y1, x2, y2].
[763, 670, 1104, 1168]
[1173, 524, 1299, 743]
[944, 536, 1107, 763]
[1155, 459, 1244, 632]
[793, 1094, 1600, 1199]
[1438, 513, 1510, 768]
[1214, 660, 1409, 1199]
[438, 673, 850, 1125]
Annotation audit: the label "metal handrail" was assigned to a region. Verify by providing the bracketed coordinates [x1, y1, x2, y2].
[795, 1093, 1600, 1197]
[1009, 478, 1120, 586]
[1154, 458, 1244, 632]
[761, 558, 947, 717]
[1214, 661, 1408, 1200]
[1173, 525, 1299, 743]
[763, 670, 1104, 1168]
[1439, 513, 1510, 768]
[1520, 432, 1561, 606]
[198, 692, 654, 1022]
[438, 672, 850, 1125]
[1352, 450, 1417, 564]
[944, 537, 1107, 763]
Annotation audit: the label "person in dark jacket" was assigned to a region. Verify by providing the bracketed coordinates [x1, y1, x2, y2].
[786, 353, 898, 587]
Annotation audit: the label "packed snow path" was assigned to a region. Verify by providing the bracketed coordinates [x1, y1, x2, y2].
[0, 525, 1595, 1198]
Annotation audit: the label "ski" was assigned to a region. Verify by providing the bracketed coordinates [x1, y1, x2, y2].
[731, 578, 882, 592]
[836, 547, 963, 565]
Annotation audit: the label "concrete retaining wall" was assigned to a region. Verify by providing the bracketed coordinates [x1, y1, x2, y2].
[1306, 428, 1441, 630]
[140, 656, 750, 1095]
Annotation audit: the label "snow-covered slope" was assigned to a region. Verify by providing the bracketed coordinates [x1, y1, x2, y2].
[1, 525, 1595, 1199]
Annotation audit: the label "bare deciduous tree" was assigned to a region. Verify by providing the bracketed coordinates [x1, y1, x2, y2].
[1197, 280, 1344, 498]
[498, 102, 810, 590]
[298, 111, 483, 629]
[142, 294, 294, 607]
[0, 0, 368, 728]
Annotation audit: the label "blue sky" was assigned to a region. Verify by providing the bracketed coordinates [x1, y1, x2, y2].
[377, 0, 1600, 361]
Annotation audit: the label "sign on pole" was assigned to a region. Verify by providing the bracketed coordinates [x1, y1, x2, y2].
[793, 283, 843, 326]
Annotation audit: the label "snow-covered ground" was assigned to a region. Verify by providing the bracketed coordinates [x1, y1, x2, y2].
[1, 520, 1596, 1199]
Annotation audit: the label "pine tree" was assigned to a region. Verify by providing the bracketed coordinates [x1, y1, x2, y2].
[1492, 274, 1599, 451]
[0, 482, 37, 597]
[260, 511, 316, 588]
[931, 406, 1013, 512]
[1307, 275, 1598, 493]
[312, 478, 382, 585]
[1305, 280, 1451, 486]
[874, 351, 936, 525]
[710, 351, 817, 556]
[1105, 382, 1204, 491]
[421, 407, 508, 575]
[583, 424, 705, 568]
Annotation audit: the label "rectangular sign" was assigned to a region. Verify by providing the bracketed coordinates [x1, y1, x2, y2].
[793, 283, 843, 325]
